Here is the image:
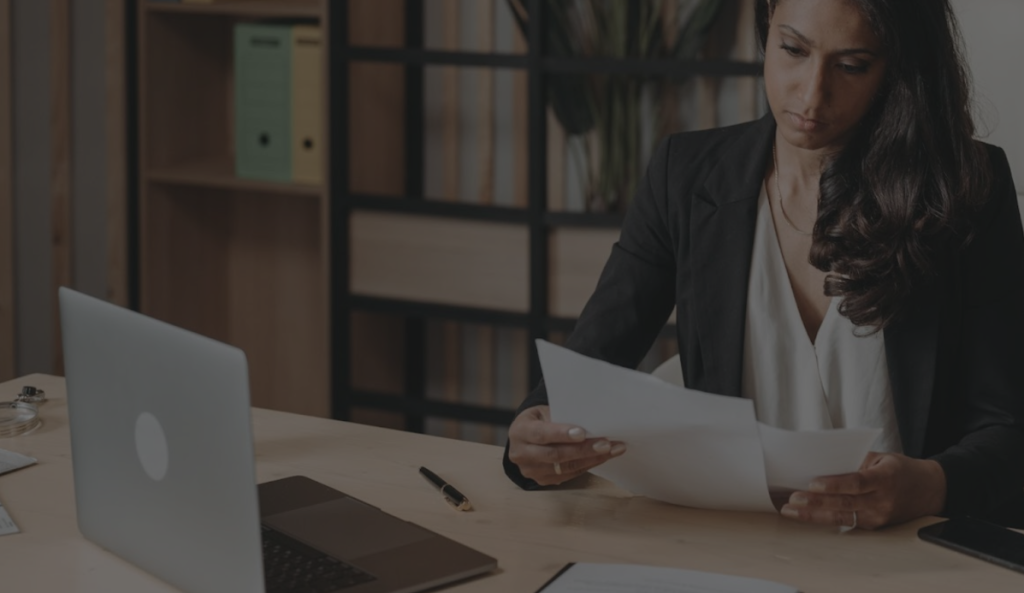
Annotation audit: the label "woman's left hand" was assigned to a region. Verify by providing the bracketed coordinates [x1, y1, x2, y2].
[780, 453, 947, 530]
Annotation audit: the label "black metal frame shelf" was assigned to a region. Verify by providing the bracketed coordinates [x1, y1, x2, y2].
[349, 296, 531, 329]
[351, 194, 626, 228]
[349, 390, 517, 426]
[349, 194, 531, 225]
[144, 0, 322, 19]
[345, 47, 763, 79]
[544, 211, 624, 228]
[346, 47, 528, 69]
[546, 316, 677, 341]
[331, 0, 765, 434]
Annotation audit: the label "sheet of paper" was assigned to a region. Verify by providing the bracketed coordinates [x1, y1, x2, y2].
[758, 423, 880, 491]
[0, 448, 37, 476]
[0, 497, 19, 536]
[537, 341, 776, 512]
[538, 563, 797, 593]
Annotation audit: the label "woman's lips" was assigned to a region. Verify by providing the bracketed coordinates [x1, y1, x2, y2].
[787, 112, 825, 132]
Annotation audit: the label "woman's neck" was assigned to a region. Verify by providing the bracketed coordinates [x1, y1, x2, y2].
[774, 133, 831, 198]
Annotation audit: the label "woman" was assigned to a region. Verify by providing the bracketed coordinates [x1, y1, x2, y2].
[504, 0, 1024, 530]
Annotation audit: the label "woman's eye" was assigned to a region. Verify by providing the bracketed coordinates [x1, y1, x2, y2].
[781, 44, 803, 57]
[839, 63, 869, 74]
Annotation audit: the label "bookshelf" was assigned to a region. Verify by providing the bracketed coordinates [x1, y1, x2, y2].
[135, 0, 330, 416]
[130, 0, 763, 438]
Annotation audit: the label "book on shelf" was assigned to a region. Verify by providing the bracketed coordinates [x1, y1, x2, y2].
[291, 25, 323, 185]
[234, 23, 323, 184]
[235, 23, 292, 182]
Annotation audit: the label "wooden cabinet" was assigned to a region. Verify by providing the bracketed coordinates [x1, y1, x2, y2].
[136, 0, 329, 416]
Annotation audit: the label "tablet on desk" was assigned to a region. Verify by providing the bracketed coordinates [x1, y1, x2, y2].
[919, 517, 1024, 575]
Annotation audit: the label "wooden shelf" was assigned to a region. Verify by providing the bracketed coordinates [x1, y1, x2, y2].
[144, 1, 321, 19]
[138, 0, 331, 418]
[148, 160, 322, 197]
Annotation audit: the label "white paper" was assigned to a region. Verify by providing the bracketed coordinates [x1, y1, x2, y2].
[0, 448, 37, 476]
[538, 340, 881, 512]
[539, 563, 797, 593]
[538, 340, 776, 512]
[758, 423, 879, 491]
[0, 497, 19, 536]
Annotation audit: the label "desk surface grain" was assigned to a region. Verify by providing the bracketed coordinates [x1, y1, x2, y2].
[0, 374, 1020, 592]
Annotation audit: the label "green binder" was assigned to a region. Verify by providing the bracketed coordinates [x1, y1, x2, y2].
[235, 23, 291, 182]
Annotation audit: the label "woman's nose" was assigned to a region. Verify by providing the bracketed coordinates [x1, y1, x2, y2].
[800, 63, 829, 109]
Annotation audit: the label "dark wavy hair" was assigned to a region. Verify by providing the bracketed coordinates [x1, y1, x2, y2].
[756, 0, 991, 330]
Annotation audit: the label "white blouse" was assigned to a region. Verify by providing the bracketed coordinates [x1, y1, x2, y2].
[741, 185, 903, 453]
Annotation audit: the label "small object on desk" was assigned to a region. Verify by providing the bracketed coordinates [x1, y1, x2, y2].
[0, 496, 19, 536]
[0, 448, 37, 476]
[419, 466, 473, 511]
[17, 386, 46, 403]
[535, 563, 799, 593]
[0, 401, 41, 438]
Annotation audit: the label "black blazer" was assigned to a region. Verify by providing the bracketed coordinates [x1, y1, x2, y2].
[505, 114, 1024, 524]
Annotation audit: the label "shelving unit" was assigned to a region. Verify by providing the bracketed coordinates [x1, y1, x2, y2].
[134, 0, 330, 416]
[130, 0, 763, 438]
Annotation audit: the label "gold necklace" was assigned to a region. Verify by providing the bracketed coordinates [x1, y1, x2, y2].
[772, 143, 814, 237]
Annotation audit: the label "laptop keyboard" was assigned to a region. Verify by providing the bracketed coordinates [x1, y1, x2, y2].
[261, 525, 377, 592]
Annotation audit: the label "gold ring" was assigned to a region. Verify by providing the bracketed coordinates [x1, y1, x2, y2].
[553, 462, 562, 475]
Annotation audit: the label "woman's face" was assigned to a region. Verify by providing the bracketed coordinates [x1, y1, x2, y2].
[763, 0, 888, 153]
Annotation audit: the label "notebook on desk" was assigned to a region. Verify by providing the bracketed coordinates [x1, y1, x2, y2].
[59, 287, 496, 593]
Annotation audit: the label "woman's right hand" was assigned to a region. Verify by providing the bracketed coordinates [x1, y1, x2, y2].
[507, 405, 627, 486]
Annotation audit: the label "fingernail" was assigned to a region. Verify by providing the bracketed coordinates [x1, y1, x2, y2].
[610, 443, 627, 456]
[781, 506, 799, 519]
[567, 427, 585, 440]
[592, 440, 611, 453]
[789, 493, 808, 506]
[808, 480, 826, 492]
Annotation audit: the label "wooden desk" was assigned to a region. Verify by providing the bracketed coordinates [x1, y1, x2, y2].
[0, 374, 1020, 592]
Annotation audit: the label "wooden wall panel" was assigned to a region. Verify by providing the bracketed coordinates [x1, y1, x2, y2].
[50, 0, 72, 373]
[105, 0, 128, 306]
[0, 0, 13, 379]
[350, 211, 530, 312]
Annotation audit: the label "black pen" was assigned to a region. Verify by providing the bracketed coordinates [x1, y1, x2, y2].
[419, 466, 473, 511]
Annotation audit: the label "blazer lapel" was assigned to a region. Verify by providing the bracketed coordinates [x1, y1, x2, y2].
[689, 115, 775, 397]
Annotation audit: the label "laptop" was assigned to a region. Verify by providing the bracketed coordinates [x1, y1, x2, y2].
[59, 287, 497, 593]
